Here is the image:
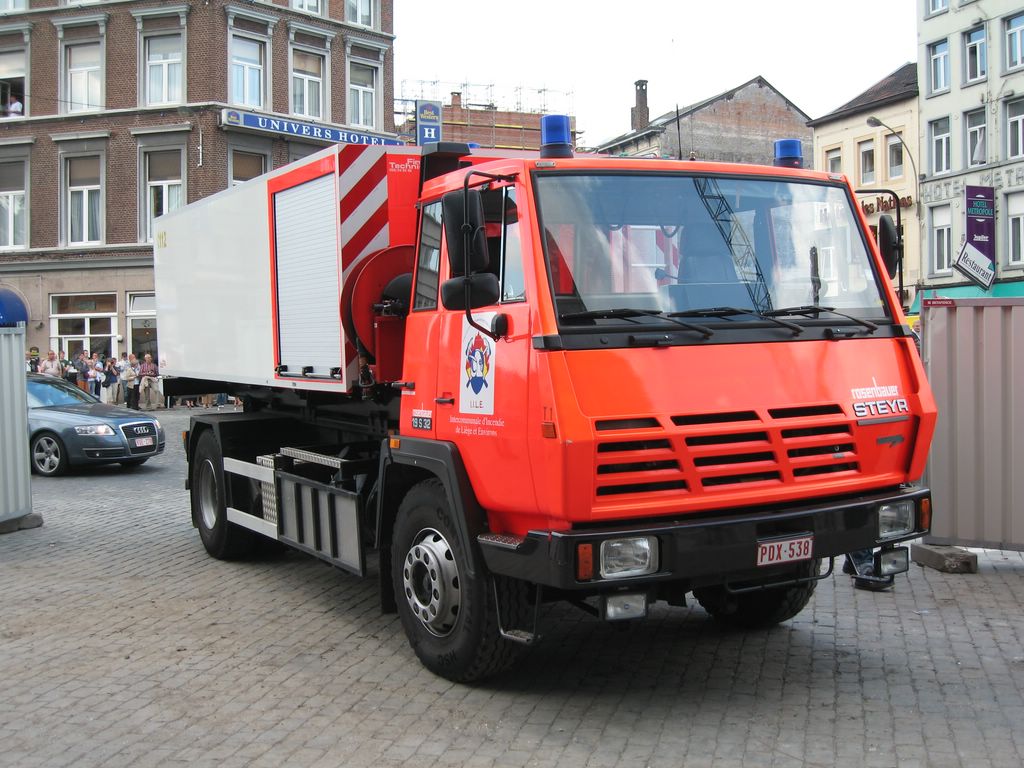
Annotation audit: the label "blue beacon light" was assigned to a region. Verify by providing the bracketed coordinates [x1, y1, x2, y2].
[540, 114, 573, 159]
[773, 139, 803, 168]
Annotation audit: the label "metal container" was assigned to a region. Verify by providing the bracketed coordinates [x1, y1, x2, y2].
[922, 297, 1024, 551]
[0, 323, 32, 524]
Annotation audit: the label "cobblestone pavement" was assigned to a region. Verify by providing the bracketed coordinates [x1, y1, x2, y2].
[2, 406, 1024, 768]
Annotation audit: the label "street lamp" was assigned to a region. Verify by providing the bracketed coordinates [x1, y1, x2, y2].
[866, 115, 920, 215]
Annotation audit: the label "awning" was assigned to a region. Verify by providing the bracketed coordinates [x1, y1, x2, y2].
[910, 280, 1024, 313]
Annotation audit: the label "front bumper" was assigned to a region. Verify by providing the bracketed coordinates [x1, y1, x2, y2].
[478, 487, 930, 591]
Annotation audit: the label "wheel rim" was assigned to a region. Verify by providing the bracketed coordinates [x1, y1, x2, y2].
[402, 527, 461, 637]
[33, 436, 61, 474]
[198, 459, 219, 530]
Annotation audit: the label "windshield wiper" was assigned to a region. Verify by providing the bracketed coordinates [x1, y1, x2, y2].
[669, 306, 803, 335]
[559, 307, 713, 337]
[763, 305, 879, 333]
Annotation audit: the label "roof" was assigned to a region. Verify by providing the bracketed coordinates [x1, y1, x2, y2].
[596, 76, 810, 152]
[806, 63, 918, 127]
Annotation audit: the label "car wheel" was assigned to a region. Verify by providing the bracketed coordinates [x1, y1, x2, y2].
[31, 432, 69, 477]
[391, 478, 528, 682]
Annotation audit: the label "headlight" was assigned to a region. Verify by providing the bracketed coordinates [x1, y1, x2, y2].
[154, 419, 162, 431]
[878, 500, 915, 539]
[600, 536, 659, 579]
[74, 424, 114, 436]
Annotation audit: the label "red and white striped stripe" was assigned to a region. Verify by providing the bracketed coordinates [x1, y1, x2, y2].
[338, 145, 390, 281]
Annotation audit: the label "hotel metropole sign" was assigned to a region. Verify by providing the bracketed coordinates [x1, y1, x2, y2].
[220, 109, 405, 146]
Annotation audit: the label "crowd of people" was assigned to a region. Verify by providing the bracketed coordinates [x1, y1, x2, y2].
[30, 349, 163, 410]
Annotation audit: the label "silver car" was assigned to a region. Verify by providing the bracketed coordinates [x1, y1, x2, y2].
[27, 373, 165, 476]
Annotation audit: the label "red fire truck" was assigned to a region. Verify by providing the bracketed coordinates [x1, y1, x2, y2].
[154, 118, 936, 682]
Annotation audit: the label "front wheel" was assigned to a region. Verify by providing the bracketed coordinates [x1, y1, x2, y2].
[391, 478, 527, 682]
[190, 430, 256, 559]
[694, 559, 820, 629]
[31, 432, 69, 476]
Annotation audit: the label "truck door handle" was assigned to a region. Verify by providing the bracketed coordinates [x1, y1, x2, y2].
[435, 397, 454, 405]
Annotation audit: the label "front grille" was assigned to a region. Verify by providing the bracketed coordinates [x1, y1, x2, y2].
[119, 421, 158, 455]
[593, 402, 861, 501]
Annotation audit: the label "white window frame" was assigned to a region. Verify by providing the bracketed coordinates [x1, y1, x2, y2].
[345, 0, 376, 29]
[886, 134, 904, 179]
[347, 57, 380, 129]
[229, 143, 270, 187]
[927, 0, 948, 15]
[143, 33, 184, 107]
[931, 117, 951, 175]
[0, 41, 30, 119]
[143, 149, 183, 243]
[931, 205, 952, 274]
[224, 5, 277, 110]
[966, 109, 986, 167]
[859, 139, 875, 185]
[1008, 14, 1024, 71]
[1008, 192, 1024, 266]
[292, 0, 322, 14]
[825, 147, 841, 174]
[290, 46, 325, 120]
[964, 26, 987, 83]
[65, 155, 103, 246]
[64, 40, 102, 113]
[0, 0, 27, 10]
[929, 39, 949, 94]
[49, 292, 117, 360]
[1009, 99, 1024, 160]
[0, 158, 25, 249]
[230, 34, 266, 109]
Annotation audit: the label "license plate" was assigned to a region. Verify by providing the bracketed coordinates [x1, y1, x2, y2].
[134, 436, 154, 447]
[756, 534, 813, 567]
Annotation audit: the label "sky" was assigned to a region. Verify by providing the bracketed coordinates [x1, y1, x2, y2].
[392, 0, 918, 147]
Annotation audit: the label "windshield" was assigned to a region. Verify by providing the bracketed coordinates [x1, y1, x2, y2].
[27, 377, 97, 408]
[534, 173, 890, 329]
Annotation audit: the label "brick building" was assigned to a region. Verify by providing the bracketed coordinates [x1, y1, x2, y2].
[0, 0, 397, 361]
[596, 77, 812, 167]
[396, 91, 577, 150]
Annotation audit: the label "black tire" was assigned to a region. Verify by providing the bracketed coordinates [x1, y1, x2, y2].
[694, 559, 820, 629]
[190, 430, 256, 559]
[391, 478, 528, 682]
[120, 458, 148, 468]
[30, 432, 69, 476]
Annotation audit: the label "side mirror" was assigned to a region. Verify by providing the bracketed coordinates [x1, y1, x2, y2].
[877, 214, 900, 279]
[442, 188, 488, 276]
[440, 273, 500, 311]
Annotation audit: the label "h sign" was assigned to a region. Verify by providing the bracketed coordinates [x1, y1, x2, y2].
[416, 100, 443, 146]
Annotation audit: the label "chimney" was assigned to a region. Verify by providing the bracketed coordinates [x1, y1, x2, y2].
[631, 80, 649, 131]
[450, 92, 462, 108]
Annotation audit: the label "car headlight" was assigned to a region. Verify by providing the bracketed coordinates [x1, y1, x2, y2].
[154, 419, 162, 431]
[878, 500, 915, 539]
[600, 536, 659, 579]
[74, 424, 115, 436]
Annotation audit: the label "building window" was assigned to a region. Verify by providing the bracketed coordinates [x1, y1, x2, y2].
[1009, 100, 1024, 159]
[859, 140, 875, 185]
[145, 34, 182, 106]
[1008, 14, 1024, 71]
[292, 0, 321, 13]
[1009, 193, 1024, 266]
[346, 0, 375, 28]
[49, 293, 116, 360]
[0, 49, 26, 118]
[0, 160, 25, 249]
[145, 150, 182, 242]
[126, 292, 158, 359]
[966, 109, 986, 166]
[931, 205, 951, 274]
[231, 149, 265, 186]
[928, 0, 948, 14]
[65, 42, 101, 113]
[230, 36, 264, 109]
[349, 61, 376, 128]
[66, 156, 101, 244]
[825, 148, 841, 174]
[291, 50, 323, 119]
[964, 27, 987, 83]
[929, 40, 949, 93]
[886, 134, 904, 179]
[931, 117, 950, 175]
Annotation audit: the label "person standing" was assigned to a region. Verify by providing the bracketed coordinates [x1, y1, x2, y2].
[74, 351, 91, 392]
[138, 353, 159, 410]
[123, 354, 140, 409]
[6, 93, 23, 117]
[38, 350, 63, 377]
[101, 357, 120, 404]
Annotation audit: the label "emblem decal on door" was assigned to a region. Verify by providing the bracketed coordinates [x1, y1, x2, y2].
[460, 315, 495, 415]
